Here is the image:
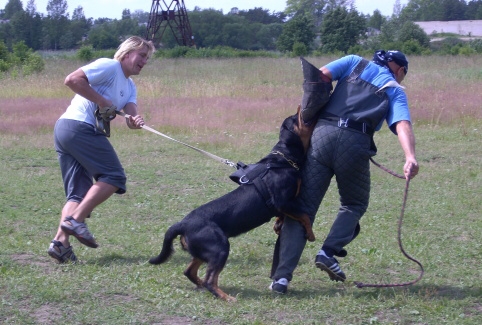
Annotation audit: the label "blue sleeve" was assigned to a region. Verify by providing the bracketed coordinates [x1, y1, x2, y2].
[386, 87, 411, 133]
[325, 55, 362, 81]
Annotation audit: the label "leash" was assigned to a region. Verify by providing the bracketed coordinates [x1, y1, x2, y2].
[353, 161, 424, 288]
[116, 111, 237, 169]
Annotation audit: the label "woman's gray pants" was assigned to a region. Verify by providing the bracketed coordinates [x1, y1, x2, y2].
[272, 121, 373, 282]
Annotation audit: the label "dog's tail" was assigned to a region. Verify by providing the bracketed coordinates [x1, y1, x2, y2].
[149, 223, 183, 265]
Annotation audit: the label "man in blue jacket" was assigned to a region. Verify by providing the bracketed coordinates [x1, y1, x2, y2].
[270, 50, 419, 293]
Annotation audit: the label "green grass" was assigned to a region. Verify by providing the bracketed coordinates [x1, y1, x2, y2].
[1, 56, 481, 324]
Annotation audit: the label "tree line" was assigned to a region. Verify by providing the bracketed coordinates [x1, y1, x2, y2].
[2, 0, 482, 57]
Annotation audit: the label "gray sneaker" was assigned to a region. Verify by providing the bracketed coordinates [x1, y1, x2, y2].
[61, 216, 98, 248]
[315, 254, 346, 282]
[269, 278, 288, 294]
[47, 240, 78, 263]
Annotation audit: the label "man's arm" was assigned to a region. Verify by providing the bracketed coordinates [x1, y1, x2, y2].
[395, 120, 419, 179]
[64, 68, 111, 108]
[123, 102, 144, 129]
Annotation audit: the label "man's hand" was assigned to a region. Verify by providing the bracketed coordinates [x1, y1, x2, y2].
[127, 114, 145, 129]
[404, 159, 419, 179]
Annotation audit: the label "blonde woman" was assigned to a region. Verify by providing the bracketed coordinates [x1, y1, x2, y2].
[48, 36, 155, 263]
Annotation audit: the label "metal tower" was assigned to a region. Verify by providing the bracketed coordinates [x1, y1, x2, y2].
[146, 0, 195, 47]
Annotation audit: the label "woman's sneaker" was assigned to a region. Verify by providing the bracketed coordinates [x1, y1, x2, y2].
[61, 216, 98, 248]
[47, 240, 77, 263]
[315, 253, 346, 282]
[269, 278, 289, 294]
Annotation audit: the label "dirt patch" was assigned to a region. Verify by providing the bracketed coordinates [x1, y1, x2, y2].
[11, 253, 54, 273]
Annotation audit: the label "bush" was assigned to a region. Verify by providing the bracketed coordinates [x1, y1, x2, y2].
[468, 39, 482, 53]
[401, 39, 424, 55]
[0, 41, 10, 61]
[292, 42, 308, 56]
[12, 41, 30, 63]
[77, 45, 94, 61]
[0, 41, 45, 75]
[22, 52, 45, 75]
[154, 46, 278, 59]
[458, 46, 476, 55]
[0, 59, 9, 72]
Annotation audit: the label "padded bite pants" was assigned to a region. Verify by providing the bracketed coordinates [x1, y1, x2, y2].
[272, 121, 373, 282]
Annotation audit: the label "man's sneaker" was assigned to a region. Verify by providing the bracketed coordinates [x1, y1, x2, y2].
[61, 216, 98, 248]
[269, 278, 289, 294]
[315, 254, 346, 282]
[47, 240, 78, 263]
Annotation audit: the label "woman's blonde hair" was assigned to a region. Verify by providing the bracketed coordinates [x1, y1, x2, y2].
[114, 36, 156, 61]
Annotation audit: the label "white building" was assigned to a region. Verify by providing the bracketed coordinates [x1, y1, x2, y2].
[415, 20, 482, 37]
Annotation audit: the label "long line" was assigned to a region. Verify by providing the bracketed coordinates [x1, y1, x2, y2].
[354, 166, 424, 288]
[116, 111, 237, 168]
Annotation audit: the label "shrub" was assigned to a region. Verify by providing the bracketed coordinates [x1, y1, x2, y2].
[458, 46, 476, 55]
[401, 39, 424, 55]
[12, 41, 30, 63]
[77, 45, 94, 61]
[22, 52, 45, 75]
[0, 41, 45, 75]
[292, 42, 308, 56]
[0, 59, 9, 72]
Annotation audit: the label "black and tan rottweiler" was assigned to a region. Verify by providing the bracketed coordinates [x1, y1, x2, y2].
[149, 106, 316, 302]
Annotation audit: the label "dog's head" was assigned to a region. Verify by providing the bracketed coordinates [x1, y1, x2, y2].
[278, 105, 316, 156]
[269, 105, 317, 169]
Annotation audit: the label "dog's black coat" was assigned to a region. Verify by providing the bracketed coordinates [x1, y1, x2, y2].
[149, 109, 312, 301]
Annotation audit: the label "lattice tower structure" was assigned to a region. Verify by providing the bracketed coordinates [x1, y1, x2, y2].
[146, 0, 195, 47]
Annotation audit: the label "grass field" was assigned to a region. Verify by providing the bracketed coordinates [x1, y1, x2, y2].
[0, 56, 481, 324]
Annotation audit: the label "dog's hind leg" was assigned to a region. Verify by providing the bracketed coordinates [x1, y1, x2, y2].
[201, 247, 236, 302]
[204, 260, 236, 302]
[184, 257, 204, 288]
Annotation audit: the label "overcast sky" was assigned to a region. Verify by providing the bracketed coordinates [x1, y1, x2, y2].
[1, 0, 408, 19]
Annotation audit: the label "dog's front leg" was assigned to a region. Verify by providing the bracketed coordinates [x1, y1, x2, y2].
[277, 211, 316, 242]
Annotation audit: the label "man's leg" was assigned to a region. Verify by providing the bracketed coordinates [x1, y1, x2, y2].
[316, 130, 371, 281]
[54, 181, 118, 242]
[271, 125, 335, 286]
[70, 181, 118, 223]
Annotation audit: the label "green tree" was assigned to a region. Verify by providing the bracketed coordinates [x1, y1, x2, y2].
[401, 0, 468, 21]
[28, 13, 43, 50]
[4, 0, 23, 19]
[285, 0, 354, 27]
[398, 20, 430, 48]
[255, 23, 283, 50]
[70, 6, 91, 48]
[466, 0, 482, 19]
[0, 40, 10, 61]
[131, 10, 149, 24]
[237, 7, 286, 24]
[319, 6, 366, 53]
[9, 10, 29, 46]
[222, 22, 250, 49]
[189, 9, 227, 48]
[367, 9, 385, 30]
[122, 9, 131, 20]
[44, 0, 70, 49]
[276, 14, 315, 52]
[88, 26, 119, 50]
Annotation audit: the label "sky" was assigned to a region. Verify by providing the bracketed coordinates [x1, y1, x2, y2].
[1, 0, 409, 19]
